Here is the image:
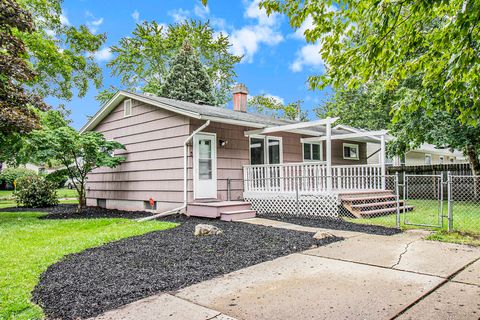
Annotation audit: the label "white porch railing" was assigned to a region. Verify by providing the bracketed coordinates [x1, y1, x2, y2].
[243, 162, 384, 194]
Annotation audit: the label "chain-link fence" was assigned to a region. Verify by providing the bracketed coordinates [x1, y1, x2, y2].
[448, 175, 480, 234]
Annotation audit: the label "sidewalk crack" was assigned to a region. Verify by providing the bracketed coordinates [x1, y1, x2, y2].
[391, 240, 416, 268]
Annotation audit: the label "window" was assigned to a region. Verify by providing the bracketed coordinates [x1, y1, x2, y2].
[439, 156, 444, 164]
[450, 157, 455, 163]
[343, 143, 359, 160]
[425, 154, 432, 165]
[123, 99, 132, 117]
[249, 136, 282, 165]
[303, 143, 322, 161]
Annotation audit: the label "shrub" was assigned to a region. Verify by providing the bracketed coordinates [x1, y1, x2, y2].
[14, 175, 58, 207]
[45, 169, 69, 188]
[0, 167, 36, 187]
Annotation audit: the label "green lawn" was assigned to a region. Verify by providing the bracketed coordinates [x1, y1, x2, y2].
[348, 199, 480, 245]
[0, 188, 78, 200]
[0, 210, 177, 320]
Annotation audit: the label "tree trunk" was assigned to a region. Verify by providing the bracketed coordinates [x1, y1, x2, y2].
[466, 145, 480, 176]
[77, 184, 86, 212]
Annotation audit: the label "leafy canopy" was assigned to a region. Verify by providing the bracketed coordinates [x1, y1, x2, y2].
[260, 0, 480, 124]
[248, 95, 308, 121]
[160, 41, 215, 104]
[100, 20, 241, 105]
[29, 127, 125, 210]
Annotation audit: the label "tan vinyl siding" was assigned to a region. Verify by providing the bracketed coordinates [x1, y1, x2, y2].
[87, 98, 190, 209]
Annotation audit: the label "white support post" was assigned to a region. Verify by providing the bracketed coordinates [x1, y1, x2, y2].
[326, 118, 332, 191]
[380, 134, 386, 189]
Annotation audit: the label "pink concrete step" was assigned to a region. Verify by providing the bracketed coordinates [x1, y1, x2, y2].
[220, 209, 256, 221]
[187, 201, 252, 218]
[359, 205, 415, 218]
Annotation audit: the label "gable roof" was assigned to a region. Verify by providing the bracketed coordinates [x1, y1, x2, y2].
[81, 91, 341, 136]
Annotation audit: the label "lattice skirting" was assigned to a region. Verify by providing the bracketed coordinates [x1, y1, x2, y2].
[244, 192, 340, 219]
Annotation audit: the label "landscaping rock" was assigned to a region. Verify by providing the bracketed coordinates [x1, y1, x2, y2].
[313, 231, 336, 240]
[194, 224, 223, 236]
[32, 215, 343, 320]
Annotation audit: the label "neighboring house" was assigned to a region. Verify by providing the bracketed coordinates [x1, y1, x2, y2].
[367, 143, 467, 166]
[0, 163, 56, 175]
[81, 84, 398, 219]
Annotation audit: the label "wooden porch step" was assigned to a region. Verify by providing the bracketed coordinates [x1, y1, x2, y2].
[359, 205, 415, 218]
[342, 194, 397, 203]
[220, 209, 256, 221]
[351, 200, 404, 209]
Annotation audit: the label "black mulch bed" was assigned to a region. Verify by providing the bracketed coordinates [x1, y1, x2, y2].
[32, 215, 342, 320]
[262, 214, 401, 236]
[0, 204, 152, 220]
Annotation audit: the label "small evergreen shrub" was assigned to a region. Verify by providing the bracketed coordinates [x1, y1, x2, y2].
[14, 175, 59, 207]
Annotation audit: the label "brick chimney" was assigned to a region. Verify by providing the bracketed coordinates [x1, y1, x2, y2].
[232, 83, 248, 113]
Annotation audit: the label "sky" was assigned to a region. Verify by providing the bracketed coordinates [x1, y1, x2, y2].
[51, 0, 332, 129]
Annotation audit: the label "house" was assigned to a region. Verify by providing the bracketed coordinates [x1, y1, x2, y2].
[367, 143, 467, 166]
[81, 84, 405, 220]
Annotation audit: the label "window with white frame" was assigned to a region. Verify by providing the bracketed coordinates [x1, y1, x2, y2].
[303, 143, 322, 161]
[123, 99, 132, 117]
[425, 154, 432, 165]
[439, 156, 445, 164]
[343, 143, 359, 160]
[249, 136, 282, 165]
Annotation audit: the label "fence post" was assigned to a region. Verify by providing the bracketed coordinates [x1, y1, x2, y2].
[395, 172, 400, 228]
[295, 175, 299, 215]
[447, 171, 453, 232]
[402, 171, 407, 224]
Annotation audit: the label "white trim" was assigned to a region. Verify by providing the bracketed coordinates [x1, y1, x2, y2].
[302, 142, 323, 162]
[244, 117, 339, 136]
[123, 99, 132, 117]
[193, 132, 217, 199]
[301, 130, 388, 143]
[343, 143, 360, 160]
[425, 153, 432, 165]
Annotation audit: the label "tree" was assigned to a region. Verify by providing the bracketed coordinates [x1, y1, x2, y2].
[160, 41, 215, 104]
[16, 0, 106, 100]
[248, 95, 308, 121]
[260, 0, 480, 124]
[100, 20, 241, 105]
[29, 127, 125, 211]
[0, 0, 47, 136]
[316, 82, 393, 130]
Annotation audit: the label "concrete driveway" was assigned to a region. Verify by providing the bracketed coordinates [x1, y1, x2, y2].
[94, 219, 480, 320]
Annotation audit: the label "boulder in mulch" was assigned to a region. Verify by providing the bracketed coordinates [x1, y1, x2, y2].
[194, 224, 223, 236]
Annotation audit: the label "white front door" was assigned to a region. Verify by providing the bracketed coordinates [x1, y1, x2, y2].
[193, 133, 217, 199]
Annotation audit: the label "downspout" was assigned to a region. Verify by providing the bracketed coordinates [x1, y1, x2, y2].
[138, 120, 211, 222]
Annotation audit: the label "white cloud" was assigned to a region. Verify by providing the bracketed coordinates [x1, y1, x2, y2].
[85, 12, 103, 34]
[290, 43, 324, 72]
[244, 0, 278, 26]
[229, 25, 283, 62]
[168, 8, 190, 23]
[194, 2, 210, 19]
[131, 10, 141, 23]
[227, 0, 283, 62]
[92, 47, 113, 62]
[264, 93, 285, 104]
[60, 14, 70, 26]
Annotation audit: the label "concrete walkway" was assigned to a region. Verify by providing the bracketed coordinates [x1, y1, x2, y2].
[93, 219, 480, 320]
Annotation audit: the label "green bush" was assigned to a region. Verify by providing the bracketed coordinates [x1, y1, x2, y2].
[45, 169, 69, 188]
[14, 175, 59, 207]
[0, 167, 36, 186]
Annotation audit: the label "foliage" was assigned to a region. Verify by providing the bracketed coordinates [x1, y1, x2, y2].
[0, 0, 47, 137]
[16, 0, 105, 100]
[260, 0, 480, 124]
[248, 95, 308, 121]
[316, 82, 393, 130]
[29, 127, 126, 210]
[45, 169, 68, 188]
[14, 175, 58, 207]
[0, 167, 36, 185]
[160, 41, 215, 104]
[0, 211, 176, 320]
[100, 20, 241, 105]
